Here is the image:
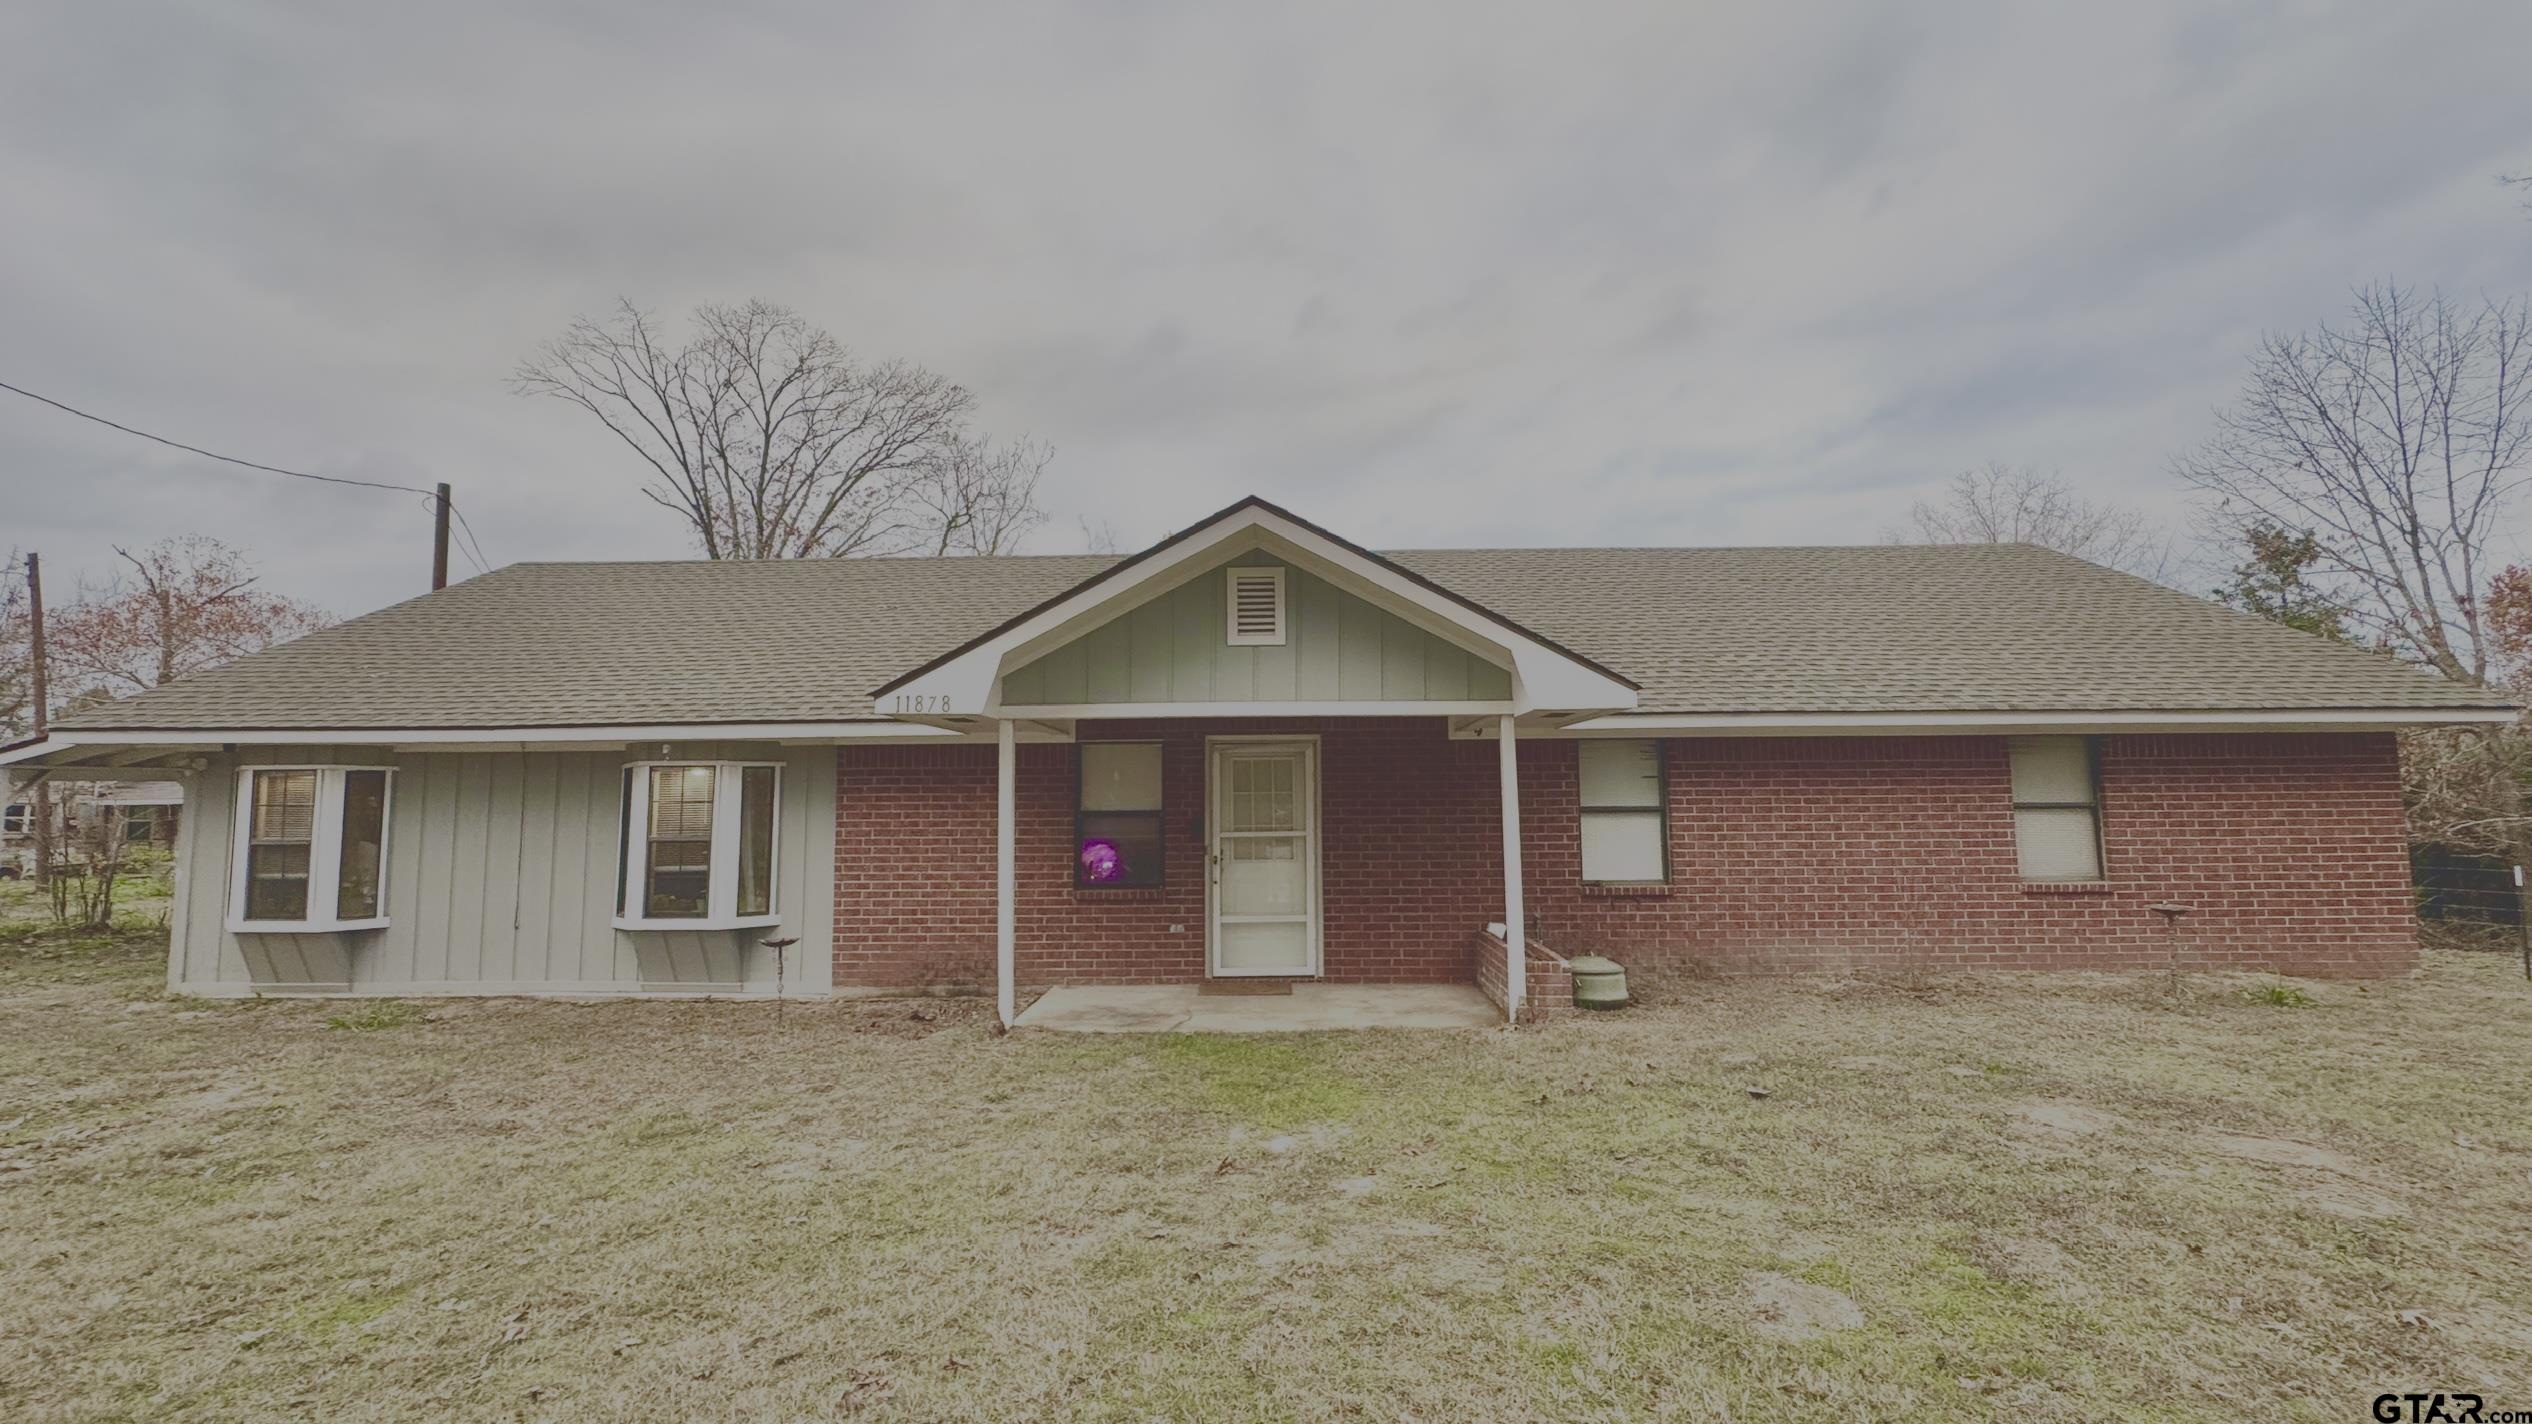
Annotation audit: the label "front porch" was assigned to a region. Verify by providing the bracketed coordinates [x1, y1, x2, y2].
[1013, 981, 1500, 1033]
[835, 714, 1582, 1024]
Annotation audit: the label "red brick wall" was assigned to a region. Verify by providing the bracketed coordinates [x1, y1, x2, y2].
[1473, 929, 1574, 1021]
[835, 718, 1504, 990]
[1520, 732, 2416, 978]
[835, 723, 2418, 988]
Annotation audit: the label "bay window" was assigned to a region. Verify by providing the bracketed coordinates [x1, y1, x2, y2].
[227, 766, 395, 932]
[615, 761, 782, 929]
[1076, 742, 1163, 887]
[1579, 739, 1667, 883]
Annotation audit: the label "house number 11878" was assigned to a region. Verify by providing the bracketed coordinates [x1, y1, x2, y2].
[891, 694, 956, 714]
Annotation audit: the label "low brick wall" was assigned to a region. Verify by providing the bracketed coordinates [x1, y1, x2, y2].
[1472, 930, 1574, 1023]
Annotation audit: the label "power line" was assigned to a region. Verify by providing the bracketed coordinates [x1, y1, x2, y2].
[0, 379, 434, 495]
[0, 376, 494, 577]
[446, 499, 493, 574]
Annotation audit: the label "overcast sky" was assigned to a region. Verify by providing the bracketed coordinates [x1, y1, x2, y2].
[4, 2, 2528, 621]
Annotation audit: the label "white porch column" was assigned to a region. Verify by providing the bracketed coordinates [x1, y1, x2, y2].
[996, 717, 1017, 1027]
[1497, 713, 1525, 1022]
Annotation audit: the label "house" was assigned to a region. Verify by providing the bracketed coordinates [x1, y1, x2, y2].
[1, 775, 182, 878]
[0, 497, 2512, 1019]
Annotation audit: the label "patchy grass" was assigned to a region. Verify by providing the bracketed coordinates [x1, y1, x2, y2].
[324, 1000, 427, 1032]
[1, 933, 2528, 1421]
[0, 855, 173, 991]
[2241, 978, 2318, 1008]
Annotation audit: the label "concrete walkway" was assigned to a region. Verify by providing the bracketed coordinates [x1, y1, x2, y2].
[1013, 982, 1501, 1033]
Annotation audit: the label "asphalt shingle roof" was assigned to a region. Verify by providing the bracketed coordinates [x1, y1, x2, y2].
[52, 543, 2508, 732]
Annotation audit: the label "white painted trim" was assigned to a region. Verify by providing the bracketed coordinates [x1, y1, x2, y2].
[996, 718, 1017, 1026]
[1205, 734, 1322, 978]
[1224, 565, 1288, 646]
[995, 699, 1516, 720]
[224, 765, 396, 934]
[1497, 713, 1524, 1023]
[613, 759, 784, 930]
[1547, 707, 2521, 737]
[883, 504, 1639, 716]
[0, 721, 965, 766]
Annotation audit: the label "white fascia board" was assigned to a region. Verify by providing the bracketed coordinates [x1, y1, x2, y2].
[1550, 707, 2521, 737]
[995, 699, 1516, 720]
[0, 721, 969, 766]
[884, 504, 1638, 717]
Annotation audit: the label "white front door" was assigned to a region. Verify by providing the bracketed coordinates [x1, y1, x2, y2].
[1208, 738, 1319, 977]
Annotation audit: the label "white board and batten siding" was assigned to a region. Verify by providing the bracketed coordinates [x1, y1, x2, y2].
[999, 555, 1514, 707]
[170, 743, 836, 998]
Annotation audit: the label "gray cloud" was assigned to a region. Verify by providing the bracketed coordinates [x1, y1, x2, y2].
[3, 0, 2527, 619]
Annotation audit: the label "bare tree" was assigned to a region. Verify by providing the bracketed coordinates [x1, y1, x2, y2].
[1885, 462, 2175, 581]
[2175, 283, 2532, 685]
[46, 537, 331, 702]
[1077, 517, 1125, 556]
[514, 300, 1046, 559]
[900, 435, 1052, 555]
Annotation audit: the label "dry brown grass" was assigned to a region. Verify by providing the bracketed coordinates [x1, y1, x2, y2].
[3, 929, 2529, 1421]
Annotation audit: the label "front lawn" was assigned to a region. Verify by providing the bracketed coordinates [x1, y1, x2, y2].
[2, 923, 2527, 1421]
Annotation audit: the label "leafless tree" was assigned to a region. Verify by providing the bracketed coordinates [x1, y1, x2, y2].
[514, 300, 1046, 559]
[1077, 517, 1125, 556]
[899, 435, 1052, 555]
[1885, 462, 2175, 582]
[2174, 283, 2532, 685]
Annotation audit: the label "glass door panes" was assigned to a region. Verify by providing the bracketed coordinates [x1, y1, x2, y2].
[1211, 743, 1314, 974]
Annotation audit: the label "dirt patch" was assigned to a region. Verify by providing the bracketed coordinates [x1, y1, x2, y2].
[2011, 1102, 2118, 1136]
[2201, 1133, 2361, 1176]
[1976, 1235, 2092, 1297]
[1830, 1054, 1906, 1074]
[1745, 1271, 1863, 1340]
[2298, 1180, 2408, 1220]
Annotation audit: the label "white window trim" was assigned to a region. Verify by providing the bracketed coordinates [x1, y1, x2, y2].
[613, 760, 784, 931]
[1224, 565, 1288, 646]
[226, 765, 396, 934]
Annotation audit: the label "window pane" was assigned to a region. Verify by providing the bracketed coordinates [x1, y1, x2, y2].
[1078, 811, 1162, 887]
[2009, 737, 2094, 805]
[246, 842, 311, 920]
[644, 765, 715, 917]
[2015, 807, 2101, 880]
[1578, 740, 1663, 808]
[335, 770, 388, 920]
[245, 770, 317, 921]
[251, 769, 318, 841]
[1228, 756, 1297, 830]
[1080, 743, 1162, 811]
[737, 766, 776, 916]
[1581, 811, 1664, 882]
[649, 765, 717, 838]
[616, 768, 634, 916]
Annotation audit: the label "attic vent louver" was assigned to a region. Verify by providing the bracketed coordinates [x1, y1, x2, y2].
[1225, 566, 1287, 646]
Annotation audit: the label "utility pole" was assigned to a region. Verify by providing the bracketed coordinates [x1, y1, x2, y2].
[431, 482, 451, 591]
[25, 551, 51, 887]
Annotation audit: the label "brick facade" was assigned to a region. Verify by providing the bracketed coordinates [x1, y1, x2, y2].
[834, 721, 2417, 989]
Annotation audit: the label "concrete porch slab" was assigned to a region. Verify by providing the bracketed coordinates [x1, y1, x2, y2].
[1014, 982, 1500, 1033]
